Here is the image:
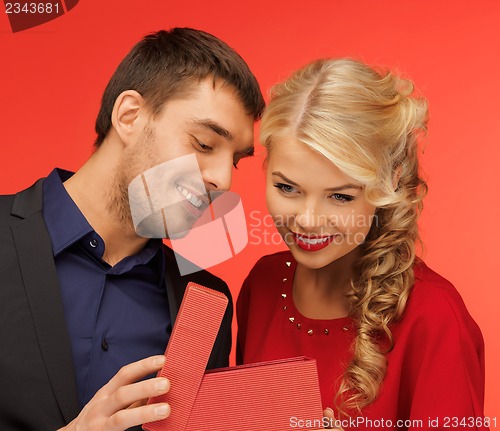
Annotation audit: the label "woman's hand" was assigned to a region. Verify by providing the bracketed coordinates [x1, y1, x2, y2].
[323, 408, 344, 430]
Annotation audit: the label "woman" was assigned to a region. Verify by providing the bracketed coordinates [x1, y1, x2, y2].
[237, 59, 487, 429]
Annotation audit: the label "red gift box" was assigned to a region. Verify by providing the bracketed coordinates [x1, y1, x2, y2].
[186, 356, 323, 431]
[145, 283, 228, 431]
[143, 283, 323, 431]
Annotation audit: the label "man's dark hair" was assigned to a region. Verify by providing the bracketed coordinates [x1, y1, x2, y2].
[94, 27, 265, 146]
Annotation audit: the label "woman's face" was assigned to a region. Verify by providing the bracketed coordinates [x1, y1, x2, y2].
[266, 136, 377, 270]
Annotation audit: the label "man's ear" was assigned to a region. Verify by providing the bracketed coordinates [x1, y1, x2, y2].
[111, 90, 148, 147]
[392, 164, 403, 190]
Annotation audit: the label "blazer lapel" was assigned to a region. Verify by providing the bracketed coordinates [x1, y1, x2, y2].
[10, 180, 80, 423]
[163, 246, 185, 325]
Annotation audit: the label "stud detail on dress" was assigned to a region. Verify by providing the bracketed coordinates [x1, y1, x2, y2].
[342, 326, 349, 332]
[280, 267, 332, 336]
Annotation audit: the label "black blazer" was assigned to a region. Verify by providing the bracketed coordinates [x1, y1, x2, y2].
[0, 179, 233, 431]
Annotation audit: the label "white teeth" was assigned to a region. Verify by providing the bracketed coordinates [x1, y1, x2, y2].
[299, 236, 330, 245]
[176, 185, 203, 209]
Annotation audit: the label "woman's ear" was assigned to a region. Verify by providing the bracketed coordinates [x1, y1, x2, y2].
[111, 90, 148, 148]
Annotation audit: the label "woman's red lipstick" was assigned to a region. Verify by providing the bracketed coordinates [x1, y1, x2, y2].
[291, 233, 336, 252]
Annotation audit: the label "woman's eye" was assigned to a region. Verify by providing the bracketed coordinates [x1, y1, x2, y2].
[331, 193, 354, 202]
[274, 183, 297, 194]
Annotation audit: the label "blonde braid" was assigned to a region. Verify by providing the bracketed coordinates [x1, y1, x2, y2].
[261, 58, 429, 414]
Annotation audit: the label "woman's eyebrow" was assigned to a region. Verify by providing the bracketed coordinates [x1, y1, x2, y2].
[272, 172, 300, 186]
[272, 172, 362, 191]
[324, 184, 363, 192]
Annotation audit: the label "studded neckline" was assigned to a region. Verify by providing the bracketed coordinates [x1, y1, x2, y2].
[280, 258, 353, 336]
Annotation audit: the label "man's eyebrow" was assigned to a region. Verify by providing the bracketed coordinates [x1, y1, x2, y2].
[236, 146, 255, 157]
[193, 119, 233, 141]
[272, 172, 362, 191]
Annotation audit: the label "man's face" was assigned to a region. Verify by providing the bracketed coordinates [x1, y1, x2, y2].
[114, 77, 255, 237]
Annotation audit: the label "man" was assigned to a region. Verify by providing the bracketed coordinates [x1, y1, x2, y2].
[0, 28, 265, 431]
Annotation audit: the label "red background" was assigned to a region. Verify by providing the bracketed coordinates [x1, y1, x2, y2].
[1, 0, 498, 418]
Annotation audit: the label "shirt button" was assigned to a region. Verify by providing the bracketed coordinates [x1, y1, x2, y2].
[89, 239, 98, 248]
[101, 340, 109, 351]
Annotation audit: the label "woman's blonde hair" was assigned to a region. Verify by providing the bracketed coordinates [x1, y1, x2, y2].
[261, 59, 428, 414]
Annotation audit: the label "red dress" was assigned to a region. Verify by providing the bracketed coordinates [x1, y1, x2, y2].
[236, 251, 488, 430]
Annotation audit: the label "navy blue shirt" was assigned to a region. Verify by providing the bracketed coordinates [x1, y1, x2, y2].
[42, 169, 171, 407]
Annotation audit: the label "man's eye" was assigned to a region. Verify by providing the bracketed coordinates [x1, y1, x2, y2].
[191, 136, 213, 152]
[198, 142, 212, 151]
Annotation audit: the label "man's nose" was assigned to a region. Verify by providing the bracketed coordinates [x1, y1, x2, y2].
[202, 159, 233, 193]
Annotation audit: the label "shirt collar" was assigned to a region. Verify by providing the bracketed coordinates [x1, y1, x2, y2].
[42, 168, 165, 285]
[42, 168, 93, 256]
